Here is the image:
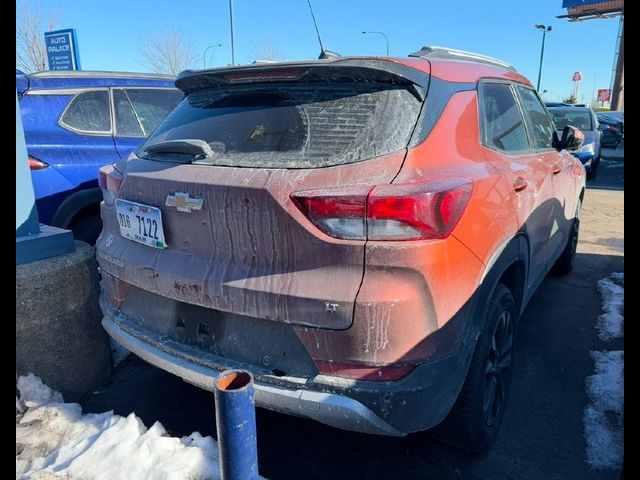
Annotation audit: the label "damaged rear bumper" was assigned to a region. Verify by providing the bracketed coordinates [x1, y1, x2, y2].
[101, 294, 477, 437]
[102, 311, 403, 436]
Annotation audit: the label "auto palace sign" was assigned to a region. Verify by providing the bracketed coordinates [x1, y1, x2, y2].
[44, 29, 80, 71]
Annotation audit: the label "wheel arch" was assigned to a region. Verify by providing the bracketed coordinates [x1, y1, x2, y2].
[51, 187, 103, 229]
[476, 233, 529, 320]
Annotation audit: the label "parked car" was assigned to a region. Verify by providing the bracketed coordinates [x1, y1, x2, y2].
[97, 47, 585, 451]
[596, 111, 624, 148]
[548, 105, 603, 179]
[16, 70, 183, 244]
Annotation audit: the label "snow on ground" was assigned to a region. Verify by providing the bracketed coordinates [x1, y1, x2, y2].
[584, 351, 624, 470]
[596, 273, 624, 341]
[584, 272, 624, 470]
[109, 338, 131, 368]
[16, 373, 252, 480]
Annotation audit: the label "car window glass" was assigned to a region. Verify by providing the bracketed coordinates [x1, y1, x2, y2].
[138, 83, 422, 168]
[124, 89, 183, 135]
[480, 83, 529, 152]
[61, 90, 111, 133]
[515, 86, 555, 149]
[549, 110, 593, 131]
[114, 89, 144, 137]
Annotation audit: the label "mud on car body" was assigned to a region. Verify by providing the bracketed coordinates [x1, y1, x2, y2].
[97, 47, 586, 451]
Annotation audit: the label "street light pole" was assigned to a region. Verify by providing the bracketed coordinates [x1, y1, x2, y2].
[535, 24, 552, 92]
[229, 0, 236, 65]
[203, 44, 223, 68]
[362, 31, 389, 56]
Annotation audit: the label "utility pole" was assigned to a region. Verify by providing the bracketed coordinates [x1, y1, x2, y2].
[535, 24, 552, 92]
[229, 0, 236, 65]
[610, 18, 624, 110]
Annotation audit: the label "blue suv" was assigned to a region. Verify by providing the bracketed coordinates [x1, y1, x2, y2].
[16, 70, 183, 244]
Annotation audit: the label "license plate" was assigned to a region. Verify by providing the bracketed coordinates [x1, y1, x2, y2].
[115, 199, 167, 249]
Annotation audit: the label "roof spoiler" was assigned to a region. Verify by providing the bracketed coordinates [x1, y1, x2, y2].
[409, 46, 516, 72]
[175, 58, 430, 96]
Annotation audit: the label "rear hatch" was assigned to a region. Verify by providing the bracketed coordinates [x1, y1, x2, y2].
[99, 59, 429, 330]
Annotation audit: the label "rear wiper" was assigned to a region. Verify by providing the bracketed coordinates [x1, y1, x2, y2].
[144, 139, 214, 161]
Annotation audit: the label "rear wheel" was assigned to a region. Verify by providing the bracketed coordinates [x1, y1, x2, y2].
[552, 198, 581, 275]
[433, 283, 516, 451]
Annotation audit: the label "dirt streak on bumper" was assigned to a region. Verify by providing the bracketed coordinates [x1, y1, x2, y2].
[101, 310, 404, 436]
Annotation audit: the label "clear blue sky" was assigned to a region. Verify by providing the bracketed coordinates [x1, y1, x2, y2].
[33, 0, 621, 103]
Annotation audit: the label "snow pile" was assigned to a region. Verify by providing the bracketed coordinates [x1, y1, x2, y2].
[17, 374, 63, 409]
[584, 272, 624, 470]
[596, 273, 624, 341]
[584, 351, 624, 470]
[16, 374, 223, 480]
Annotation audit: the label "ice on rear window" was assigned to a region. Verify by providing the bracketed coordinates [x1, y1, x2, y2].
[138, 83, 421, 168]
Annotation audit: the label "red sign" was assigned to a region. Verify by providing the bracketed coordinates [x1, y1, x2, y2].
[597, 89, 612, 102]
[572, 71, 583, 81]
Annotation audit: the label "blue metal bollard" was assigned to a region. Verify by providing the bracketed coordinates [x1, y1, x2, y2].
[214, 369, 259, 480]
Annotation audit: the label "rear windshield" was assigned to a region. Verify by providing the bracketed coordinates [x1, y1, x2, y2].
[137, 83, 422, 168]
[549, 110, 593, 132]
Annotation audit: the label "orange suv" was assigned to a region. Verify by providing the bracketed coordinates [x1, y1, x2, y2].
[97, 46, 586, 451]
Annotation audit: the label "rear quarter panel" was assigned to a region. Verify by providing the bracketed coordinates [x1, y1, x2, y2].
[296, 89, 522, 367]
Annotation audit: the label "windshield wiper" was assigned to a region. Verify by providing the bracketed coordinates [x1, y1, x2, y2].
[144, 139, 214, 161]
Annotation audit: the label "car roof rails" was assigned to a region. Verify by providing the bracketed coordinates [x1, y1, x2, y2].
[409, 46, 516, 72]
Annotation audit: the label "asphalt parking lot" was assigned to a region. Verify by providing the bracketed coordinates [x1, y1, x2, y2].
[82, 145, 624, 480]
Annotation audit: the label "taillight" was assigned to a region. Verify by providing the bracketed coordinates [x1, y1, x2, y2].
[368, 179, 473, 240]
[98, 164, 124, 206]
[28, 155, 48, 170]
[291, 186, 371, 240]
[608, 125, 619, 133]
[291, 178, 473, 241]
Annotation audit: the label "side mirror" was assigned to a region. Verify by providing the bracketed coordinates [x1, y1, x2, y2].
[554, 125, 584, 151]
[597, 124, 609, 131]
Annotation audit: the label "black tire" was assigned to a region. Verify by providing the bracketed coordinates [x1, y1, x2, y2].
[552, 198, 581, 275]
[433, 283, 516, 451]
[586, 160, 598, 180]
[71, 214, 103, 245]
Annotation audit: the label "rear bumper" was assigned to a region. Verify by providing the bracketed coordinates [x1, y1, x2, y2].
[101, 293, 478, 436]
[102, 310, 402, 436]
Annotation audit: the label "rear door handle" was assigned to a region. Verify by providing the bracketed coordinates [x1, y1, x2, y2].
[513, 177, 528, 192]
[552, 165, 562, 175]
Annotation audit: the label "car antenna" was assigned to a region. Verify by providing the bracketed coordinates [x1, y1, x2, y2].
[306, 0, 341, 59]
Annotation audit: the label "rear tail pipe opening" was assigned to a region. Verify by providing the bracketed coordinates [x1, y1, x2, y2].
[214, 369, 259, 480]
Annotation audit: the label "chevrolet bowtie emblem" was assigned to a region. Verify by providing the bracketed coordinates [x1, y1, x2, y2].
[165, 192, 204, 213]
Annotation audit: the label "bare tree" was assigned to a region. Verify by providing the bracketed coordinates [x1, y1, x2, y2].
[16, 0, 60, 73]
[139, 28, 199, 75]
[249, 40, 286, 63]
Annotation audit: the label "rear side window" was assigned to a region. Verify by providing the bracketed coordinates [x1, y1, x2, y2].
[138, 83, 422, 168]
[515, 86, 555, 149]
[114, 89, 144, 137]
[60, 90, 111, 133]
[124, 89, 183, 135]
[479, 83, 529, 153]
